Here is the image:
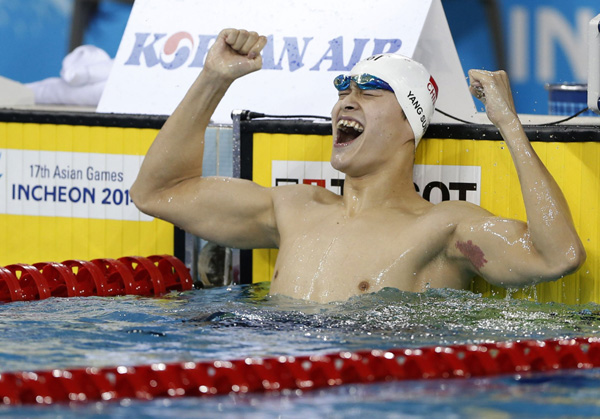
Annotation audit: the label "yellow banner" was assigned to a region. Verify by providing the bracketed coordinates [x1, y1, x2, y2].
[0, 121, 174, 265]
[250, 132, 598, 305]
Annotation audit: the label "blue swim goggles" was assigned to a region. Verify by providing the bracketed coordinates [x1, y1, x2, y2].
[333, 73, 394, 92]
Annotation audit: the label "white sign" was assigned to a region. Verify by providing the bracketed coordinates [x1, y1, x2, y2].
[98, 0, 476, 123]
[0, 149, 151, 221]
[413, 164, 481, 205]
[271, 160, 481, 205]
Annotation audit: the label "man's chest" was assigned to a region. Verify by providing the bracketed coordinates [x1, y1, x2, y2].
[271, 211, 456, 301]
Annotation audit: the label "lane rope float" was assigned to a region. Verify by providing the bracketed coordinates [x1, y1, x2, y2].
[0, 337, 599, 405]
[0, 255, 192, 301]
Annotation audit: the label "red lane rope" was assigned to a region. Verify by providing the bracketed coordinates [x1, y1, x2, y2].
[1, 257, 599, 406]
[0, 255, 192, 302]
[0, 337, 599, 405]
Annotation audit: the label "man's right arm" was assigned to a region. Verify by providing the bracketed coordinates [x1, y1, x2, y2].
[130, 29, 278, 249]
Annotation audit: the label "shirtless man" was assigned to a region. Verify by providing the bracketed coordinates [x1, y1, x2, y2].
[131, 29, 586, 303]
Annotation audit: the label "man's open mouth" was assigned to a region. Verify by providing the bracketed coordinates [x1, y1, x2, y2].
[335, 119, 364, 145]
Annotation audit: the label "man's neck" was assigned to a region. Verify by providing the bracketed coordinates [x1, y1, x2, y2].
[341, 161, 422, 216]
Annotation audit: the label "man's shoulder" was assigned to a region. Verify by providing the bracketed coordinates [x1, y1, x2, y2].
[426, 199, 493, 221]
[271, 183, 341, 205]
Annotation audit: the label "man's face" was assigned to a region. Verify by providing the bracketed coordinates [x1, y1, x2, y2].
[330, 81, 413, 178]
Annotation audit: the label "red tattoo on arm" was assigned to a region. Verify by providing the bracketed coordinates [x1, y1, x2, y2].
[455, 240, 488, 269]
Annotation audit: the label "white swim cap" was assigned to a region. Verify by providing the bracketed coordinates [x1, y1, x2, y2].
[350, 53, 438, 147]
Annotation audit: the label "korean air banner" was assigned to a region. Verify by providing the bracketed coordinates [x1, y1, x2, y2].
[98, 0, 476, 122]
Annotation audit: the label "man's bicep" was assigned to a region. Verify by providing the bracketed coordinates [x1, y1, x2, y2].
[450, 215, 546, 286]
[150, 176, 279, 249]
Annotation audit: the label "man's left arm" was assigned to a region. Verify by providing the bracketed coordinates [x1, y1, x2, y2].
[449, 70, 586, 287]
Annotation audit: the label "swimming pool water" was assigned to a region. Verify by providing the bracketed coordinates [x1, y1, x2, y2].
[1, 284, 600, 418]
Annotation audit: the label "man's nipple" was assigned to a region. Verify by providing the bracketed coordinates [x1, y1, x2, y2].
[358, 280, 370, 292]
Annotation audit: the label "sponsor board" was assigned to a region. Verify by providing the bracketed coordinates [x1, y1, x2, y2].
[0, 149, 149, 221]
[99, 0, 475, 122]
[271, 160, 481, 204]
[0, 120, 174, 266]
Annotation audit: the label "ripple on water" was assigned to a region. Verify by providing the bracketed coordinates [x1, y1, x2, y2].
[0, 283, 599, 371]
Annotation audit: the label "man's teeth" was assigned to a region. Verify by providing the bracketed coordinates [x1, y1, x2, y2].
[337, 119, 364, 133]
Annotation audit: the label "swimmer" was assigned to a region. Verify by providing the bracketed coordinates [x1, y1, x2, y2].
[131, 29, 586, 303]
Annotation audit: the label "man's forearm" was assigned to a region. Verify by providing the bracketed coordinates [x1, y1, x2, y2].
[500, 118, 585, 271]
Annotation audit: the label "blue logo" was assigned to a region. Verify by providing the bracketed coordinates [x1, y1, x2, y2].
[125, 32, 209, 70]
[124, 32, 402, 72]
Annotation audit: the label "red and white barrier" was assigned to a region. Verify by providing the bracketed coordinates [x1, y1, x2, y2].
[0, 337, 599, 405]
[0, 255, 192, 301]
